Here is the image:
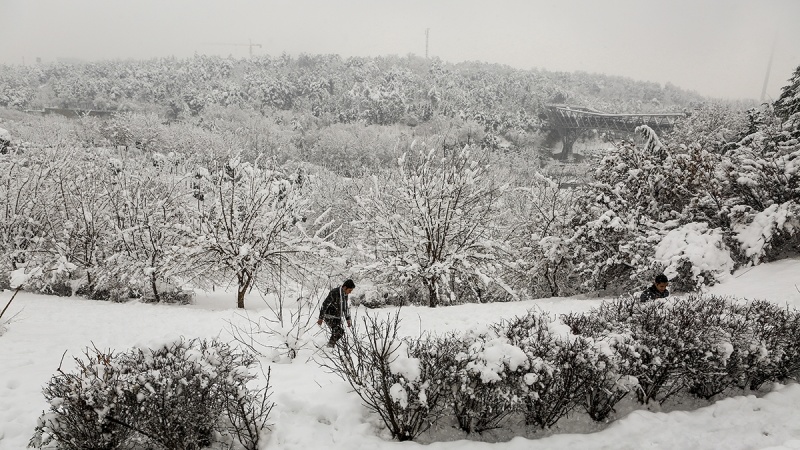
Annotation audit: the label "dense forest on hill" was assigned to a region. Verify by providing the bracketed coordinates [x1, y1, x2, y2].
[0, 53, 709, 124]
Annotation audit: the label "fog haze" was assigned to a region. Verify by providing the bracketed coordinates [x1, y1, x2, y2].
[2, 0, 798, 100]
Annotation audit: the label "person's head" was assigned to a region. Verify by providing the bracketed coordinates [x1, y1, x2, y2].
[342, 279, 355, 295]
[654, 274, 669, 292]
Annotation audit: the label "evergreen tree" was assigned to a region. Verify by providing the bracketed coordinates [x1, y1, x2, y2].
[775, 65, 800, 121]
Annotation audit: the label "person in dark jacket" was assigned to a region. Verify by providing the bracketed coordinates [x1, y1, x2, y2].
[316, 279, 355, 347]
[640, 273, 670, 302]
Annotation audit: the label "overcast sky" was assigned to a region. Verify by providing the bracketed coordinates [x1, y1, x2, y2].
[2, 0, 798, 101]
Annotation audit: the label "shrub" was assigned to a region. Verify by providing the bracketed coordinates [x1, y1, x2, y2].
[447, 331, 527, 434]
[30, 347, 131, 450]
[140, 289, 194, 304]
[579, 333, 640, 421]
[742, 299, 800, 389]
[74, 283, 142, 302]
[498, 309, 590, 429]
[568, 296, 741, 405]
[320, 311, 454, 441]
[30, 338, 274, 450]
[355, 284, 425, 308]
[673, 296, 751, 400]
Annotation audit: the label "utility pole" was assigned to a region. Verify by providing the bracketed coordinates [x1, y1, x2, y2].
[760, 34, 777, 102]
[425, 28, 430, 59]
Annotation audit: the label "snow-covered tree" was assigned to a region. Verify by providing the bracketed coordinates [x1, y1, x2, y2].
[0, 156, 51, 286]
[193, 156, 332, 308]
[664, 102, 748, 154]
[506, 170, 582, 297]
[354, 143, 511, 307]
[775, 64, 800, 122]
[100, 156, 204, 301]
[569, 130, 675, 291]
[34, 150, 118, 292]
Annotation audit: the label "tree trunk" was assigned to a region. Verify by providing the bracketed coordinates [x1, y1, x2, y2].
[236, 273, 251, 309]
[424, 279, 438, 308]
[150, 271, 161, 303]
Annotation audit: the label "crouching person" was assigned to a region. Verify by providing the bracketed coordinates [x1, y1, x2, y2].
[640, 273, 670, 302]
[316, 279, 355, 347]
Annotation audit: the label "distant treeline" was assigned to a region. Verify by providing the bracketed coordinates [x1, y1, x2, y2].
[1, 54, 711, 130]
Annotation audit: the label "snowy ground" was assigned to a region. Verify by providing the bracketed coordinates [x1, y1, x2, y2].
[1, 259, 800, 450]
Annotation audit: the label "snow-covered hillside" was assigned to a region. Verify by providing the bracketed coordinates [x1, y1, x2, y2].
[1, 259, 799, 450]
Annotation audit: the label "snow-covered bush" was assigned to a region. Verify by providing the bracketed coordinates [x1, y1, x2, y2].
[0, 157, 51, 287]
[98, 156, 204, 303]
[305, 122, 407, 176]
[568, 109, 800, 292]
[566, 296, 730, 405]
[30, 346, 131, 449]
[321, 311, 454, 441]
[653, 222, 735, 291]
[561, 296, 639, 337]
[677, 296, 742, 399]
[681, 296, 800, 398]
[30, 338, 274, 450]
[564, 295, 800, 404]
[497, 309, 590, 428]
[34, 150, 117, 292]
[775, 65, 800, 122]
[447, 331, 527, 433]
[620, 298, 733, 404]
[722, 142, 800, 212]
[731, 201, 800, 265]
[578, 333, 640, 421]
[664, 102, 749, 154]
[569, 132, 679, 292]
[740, 299, 800, 389]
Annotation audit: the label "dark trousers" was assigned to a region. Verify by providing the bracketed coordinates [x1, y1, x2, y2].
[324, 318, 345, 346]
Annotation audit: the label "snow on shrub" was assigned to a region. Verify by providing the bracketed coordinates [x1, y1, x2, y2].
[30, 347, 132, 450]
[496, 309, 591, 428]
[676, 296, 742, 400]
[732, 201, 800, 264]
[566, 294, 800, 406]
[740, 299, 800, 389]
[654, 222, 735, 290]
[446, 331, 527, 433]
[578, 333, 641, 421]
[248, 295, 800, 443]
[615, 297, 733, 404]
[680, 296, 800, 397]
[320, 311, 454, 441]
[30, 338, 274, 450]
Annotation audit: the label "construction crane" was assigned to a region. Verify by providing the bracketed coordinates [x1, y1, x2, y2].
[202, 39, 262, 57]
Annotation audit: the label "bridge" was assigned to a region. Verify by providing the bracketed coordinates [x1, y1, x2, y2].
[543, 104, 686, 159]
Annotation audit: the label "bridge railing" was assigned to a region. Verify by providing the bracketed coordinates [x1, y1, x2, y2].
[544, 105, 686, 132]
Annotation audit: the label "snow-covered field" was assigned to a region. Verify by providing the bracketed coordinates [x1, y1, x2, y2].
[1, 259, 800, 450]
